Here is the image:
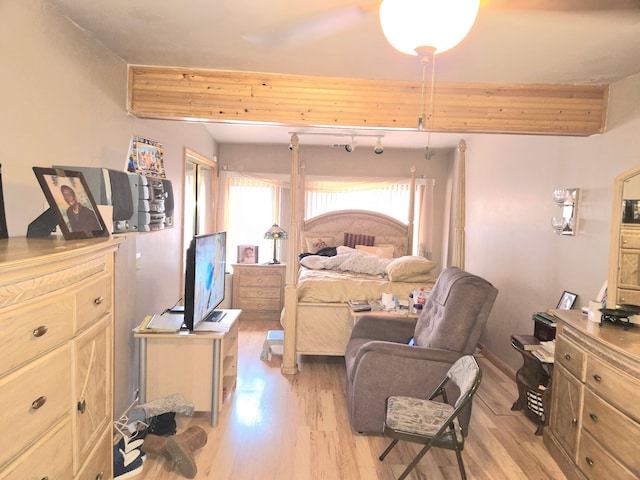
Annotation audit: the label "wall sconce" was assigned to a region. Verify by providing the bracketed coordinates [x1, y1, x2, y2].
[551, 188, 579, 235]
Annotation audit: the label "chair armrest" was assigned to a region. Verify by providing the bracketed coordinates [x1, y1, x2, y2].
[350, 315, 417, 343]
[353, 340, 461, 368]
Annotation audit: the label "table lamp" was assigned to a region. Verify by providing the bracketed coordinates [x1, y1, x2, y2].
[264, 224, 288, 264]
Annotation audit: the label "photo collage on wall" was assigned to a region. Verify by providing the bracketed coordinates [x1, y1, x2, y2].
[126, 135, 166, 178]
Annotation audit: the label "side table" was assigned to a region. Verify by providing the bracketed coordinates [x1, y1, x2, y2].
[134, 309, 241, 426]
[510, 335, 553, 435]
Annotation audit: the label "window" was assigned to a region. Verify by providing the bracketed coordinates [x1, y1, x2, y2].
[225, 177, 282, 264]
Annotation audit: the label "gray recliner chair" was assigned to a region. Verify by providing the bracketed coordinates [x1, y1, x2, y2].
[345, 267, 498, 435]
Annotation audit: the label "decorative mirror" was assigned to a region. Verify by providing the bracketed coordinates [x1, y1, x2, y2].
[607, 166, 640, 308]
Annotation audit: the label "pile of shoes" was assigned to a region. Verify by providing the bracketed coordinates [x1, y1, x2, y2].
[114, 393, 208, 479]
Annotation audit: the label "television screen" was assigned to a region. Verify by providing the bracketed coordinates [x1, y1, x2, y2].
[184, 231, 226, 330]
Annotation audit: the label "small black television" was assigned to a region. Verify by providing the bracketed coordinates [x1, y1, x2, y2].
[183, 231, 227, 330]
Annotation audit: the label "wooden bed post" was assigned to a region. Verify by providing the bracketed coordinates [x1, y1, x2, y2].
[452, 139, 466, 269]
[407, 165, 416, 255]
[282, 133, 300, 374]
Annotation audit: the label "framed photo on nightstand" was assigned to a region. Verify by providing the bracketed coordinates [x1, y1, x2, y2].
[238, 245, 259, 264]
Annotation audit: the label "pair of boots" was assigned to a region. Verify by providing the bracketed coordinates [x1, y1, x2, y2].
[142, 426, 208, 479]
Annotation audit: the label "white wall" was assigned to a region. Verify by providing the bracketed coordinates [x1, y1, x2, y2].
[1, 0, 217, 417]
[465, 73, 640, 369]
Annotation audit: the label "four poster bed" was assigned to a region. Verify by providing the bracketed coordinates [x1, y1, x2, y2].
[280, 137, 468, 374]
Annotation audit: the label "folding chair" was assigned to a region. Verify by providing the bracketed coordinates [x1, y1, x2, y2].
[379, 355, 482, 480]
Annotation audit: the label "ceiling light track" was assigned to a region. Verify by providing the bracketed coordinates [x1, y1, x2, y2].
[288, 132, 384, 154]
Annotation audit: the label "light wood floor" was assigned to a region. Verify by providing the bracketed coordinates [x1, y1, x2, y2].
[135, 320, 567, 480]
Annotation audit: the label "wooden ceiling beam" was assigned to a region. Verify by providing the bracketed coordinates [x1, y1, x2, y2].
[128, 65, 608, 136]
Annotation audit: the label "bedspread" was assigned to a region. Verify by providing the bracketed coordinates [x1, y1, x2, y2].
[297, 268, 436, 303]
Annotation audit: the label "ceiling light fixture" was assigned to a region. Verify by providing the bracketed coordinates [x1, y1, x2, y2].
[374, 137, 384, 155]
[345, 136, 357, 153]
[379, 0, 480, 159]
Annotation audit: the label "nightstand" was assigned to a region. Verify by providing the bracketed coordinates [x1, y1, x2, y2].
[232, 263, 286, 320]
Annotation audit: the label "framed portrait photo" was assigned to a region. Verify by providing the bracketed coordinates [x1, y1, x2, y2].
[237, 245, 259, 264]
[557, 291, 578, 310]
[33, 167, 109, 240]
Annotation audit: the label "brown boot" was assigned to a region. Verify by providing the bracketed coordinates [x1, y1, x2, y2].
[141, 433, 168, 456]
[165, 426, 208, 478]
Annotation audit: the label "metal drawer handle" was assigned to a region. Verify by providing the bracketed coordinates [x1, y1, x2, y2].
[41, 477, 50, 480]
[95, 472, 104, 480]
[585, 457, 594, 467]
[593, 374, 602, 382]
[564, 353, 571, 360]
[33, 325, 48, 337]
[94, 296, 104, 305]
[32, 396, 47, 410]
[571, 418, 577, 427]
[77, 399, 86, 413]
[589, 413, 598, 422]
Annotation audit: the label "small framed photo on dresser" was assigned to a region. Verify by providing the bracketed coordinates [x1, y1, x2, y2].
[557, 291, 577, 310]
[238, 245, 259, 264]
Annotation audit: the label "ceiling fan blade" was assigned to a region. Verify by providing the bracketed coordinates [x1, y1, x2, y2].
[243, 3, 379, 49]
[485, 0, 640, 11]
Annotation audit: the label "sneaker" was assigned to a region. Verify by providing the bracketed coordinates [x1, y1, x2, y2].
[114, 444, 143, 479]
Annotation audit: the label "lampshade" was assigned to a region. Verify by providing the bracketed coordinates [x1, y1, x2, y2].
[379, 0, 480, 56]
[264, 224, 288, 240]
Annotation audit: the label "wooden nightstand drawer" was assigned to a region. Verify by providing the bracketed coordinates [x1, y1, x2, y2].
[242, 285, 281, 299]
[238, 272, 283, 287]
[236, 297, 282, 312]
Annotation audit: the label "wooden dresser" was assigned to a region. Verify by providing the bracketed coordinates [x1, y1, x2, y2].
[0, 237, 120, 480]
[544, 309, 640, 480]
[231, 263, 285, 320]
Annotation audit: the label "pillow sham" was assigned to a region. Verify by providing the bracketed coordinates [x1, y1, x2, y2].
[344, 232, 375, 248]
[386, 255, 438, 281]
[375, 235, 408, 257]
[303, 231, 339, 252]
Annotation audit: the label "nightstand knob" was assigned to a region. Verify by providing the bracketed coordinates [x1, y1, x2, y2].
[572, 418, 578, 427]
[589, 413, 598, 422]
[585, 457, 594, 467]
[94, 296, 104, 305]
[77, 399, 86, 413]
[564, 353, 571, 360]
[593, 374, 602, 382]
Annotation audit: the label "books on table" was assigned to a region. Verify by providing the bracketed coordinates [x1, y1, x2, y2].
[348, 299, 372, 312]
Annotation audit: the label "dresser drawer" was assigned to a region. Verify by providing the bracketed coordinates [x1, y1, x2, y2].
[236, 297, 281, 312]
[242, 285, 281, 300]
[578, 430, 637, 480]
[238, 271, 283, 288]
[0, 293, 74, 375]
[75, 427, 112, 480]
[621, 230, 640, 249]
[586, 355, 640, 421]
[75, 273, 112, 333]
[556, 335, 586, 381]
[223, 321, 239, 359]
[0, 417, 73, 480]
[0, 344, 71, 467]
[582, 389, 639, 474]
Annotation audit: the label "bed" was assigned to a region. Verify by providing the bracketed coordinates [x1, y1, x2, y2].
[280, 137, 468, 373]
[281, 208, 437, 357]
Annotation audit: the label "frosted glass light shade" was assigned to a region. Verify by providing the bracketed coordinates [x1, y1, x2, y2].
[379, 0, 480, 56]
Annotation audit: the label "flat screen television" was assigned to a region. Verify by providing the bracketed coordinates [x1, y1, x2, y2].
[183, 231, 227, 331]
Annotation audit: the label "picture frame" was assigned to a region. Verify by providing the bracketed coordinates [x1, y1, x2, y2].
[557, 291, 578, 310]
[126, 135, 166, 178]
[237, 245, 259, 264]
[32, 167, 109, 240]
[622, 199, 640, 224]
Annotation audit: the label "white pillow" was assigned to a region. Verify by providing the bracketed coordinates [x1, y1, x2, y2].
[385, 256, 438, 281]
[356, 244, 394, 258]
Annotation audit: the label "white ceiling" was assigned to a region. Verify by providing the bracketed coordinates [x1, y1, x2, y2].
[47, 0, 640, 149]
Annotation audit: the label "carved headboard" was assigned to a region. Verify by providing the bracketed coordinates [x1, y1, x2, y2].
[300, 209, 410, 258]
